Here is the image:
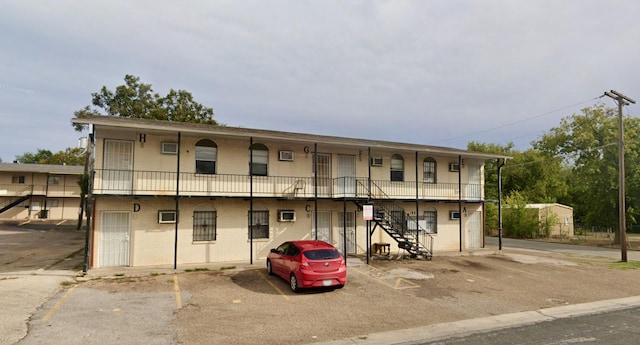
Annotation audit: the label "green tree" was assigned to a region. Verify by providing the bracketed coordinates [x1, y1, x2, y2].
[73, 74, 217, 132]
[467, 142, 514, 233]
[533, 104, 640, 243]
[15, 147, 85, 165]
[502, 191, 540, 238]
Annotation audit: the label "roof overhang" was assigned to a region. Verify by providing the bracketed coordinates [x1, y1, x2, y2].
[72, 115, 511, 161]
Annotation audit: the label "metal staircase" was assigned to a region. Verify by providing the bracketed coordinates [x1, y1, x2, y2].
[0, 195, 30, 215]
[356, 180, 433, 260]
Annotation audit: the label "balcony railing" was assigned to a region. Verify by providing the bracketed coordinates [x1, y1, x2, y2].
[92, 169, 483, 201]
[0, 184, 81, 197]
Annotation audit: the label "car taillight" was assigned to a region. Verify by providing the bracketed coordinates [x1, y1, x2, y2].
[301, 261, 310, 267]
[340, 259, 345, 265]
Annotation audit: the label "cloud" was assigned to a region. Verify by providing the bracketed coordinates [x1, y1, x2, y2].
[1, 0, 639, 161]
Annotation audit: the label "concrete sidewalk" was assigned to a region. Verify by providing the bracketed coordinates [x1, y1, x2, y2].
[308, 295, 640, 345]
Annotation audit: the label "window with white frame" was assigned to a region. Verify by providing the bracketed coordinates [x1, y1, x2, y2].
[12, 176, 25, 184]
[195, 139, 217, 174]
[249, 143, 268, 176]
[249, 208, 269, 239]
[193, 206, 217, 241]
[48, 176, 61, 185]
[423, 157, 436, 183]
[390, 154, 404, 182]
[424, 208, 437, 233]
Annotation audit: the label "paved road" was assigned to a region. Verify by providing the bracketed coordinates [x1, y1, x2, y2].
[421, 305, 640, 345]
[486, 236, 640, 261]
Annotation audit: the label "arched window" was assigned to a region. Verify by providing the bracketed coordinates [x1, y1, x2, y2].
[390, 154, 404, 181]
[249, 206, 269, 239]
[423, 157, 436, 183]
[193, 205, 217, 241]
[249, 143, 268, 176]
[195, 139, 217, 174]
[424, 207, 437, 234]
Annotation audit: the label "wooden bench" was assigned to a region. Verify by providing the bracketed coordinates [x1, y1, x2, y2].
[373, 242, 390, 255]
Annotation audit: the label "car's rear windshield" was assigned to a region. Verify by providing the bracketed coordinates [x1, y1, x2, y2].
[303, 249, 341, 260]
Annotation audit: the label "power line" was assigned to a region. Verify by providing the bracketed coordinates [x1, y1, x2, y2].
[437, 95, 603, 144]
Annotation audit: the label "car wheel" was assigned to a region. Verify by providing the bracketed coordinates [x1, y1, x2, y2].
[266, 260, 273, 275]
[335, 284, 344, 289]
[289, 273, 300, 293]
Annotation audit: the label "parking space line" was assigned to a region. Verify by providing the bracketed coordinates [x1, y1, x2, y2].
[173, 274, 182, 309]
[256, 270, 289, 300]
[43, 284, 77, 322]
[352, 265, 420, 290]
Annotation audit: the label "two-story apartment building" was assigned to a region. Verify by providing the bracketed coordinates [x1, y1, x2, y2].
[0, 163, 84, 220]
[73, 116, 508, 269]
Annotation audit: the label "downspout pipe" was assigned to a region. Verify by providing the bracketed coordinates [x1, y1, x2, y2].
[314, 143, 318, 240]
[367, 147, 372, 264]
[249, 138, 254, 265]
[458, 155, 463, 252]
[415, 151, 419, 249]
[82, 131, 95, 275]
[497, 158, 505, 251]
[173, 132, 181, 270]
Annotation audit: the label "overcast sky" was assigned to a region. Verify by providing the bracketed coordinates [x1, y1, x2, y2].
[1, 0, 639, 162]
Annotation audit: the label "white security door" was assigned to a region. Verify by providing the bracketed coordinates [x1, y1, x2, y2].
[103, 139, 133, 194]
[99, 211, 131, 267]
[467, 211, 482, 249]
[337, 211, 356, 254]
[312, 210, 332, 243]
[313, 153, 332, 197]
[466, 164, 481, 200]
[337, 155, 356, 197]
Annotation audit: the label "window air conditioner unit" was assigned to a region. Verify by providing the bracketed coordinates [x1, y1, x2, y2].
[370, 157, 383, 167]
[158, 210, 177, 223]
[449, 163, 460, 172]
[161, 142, 179, 155]
[278, 210, 296, 222]
[449, 210, 461, 220]
[279, 150, 294, 161]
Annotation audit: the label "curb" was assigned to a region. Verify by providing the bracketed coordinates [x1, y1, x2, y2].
[307, 295, 640, 345]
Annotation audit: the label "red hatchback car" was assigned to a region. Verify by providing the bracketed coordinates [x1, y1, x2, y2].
[267, 240, 347, 292]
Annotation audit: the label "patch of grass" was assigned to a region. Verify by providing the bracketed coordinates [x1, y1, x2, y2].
[150, 272, 160, 276]
[220, 266, 236, 271]
[185, 267, 209, 272]
[61, 281, 76, 287]
[114, 273, 125, 277]
[608, 261, 640, 270]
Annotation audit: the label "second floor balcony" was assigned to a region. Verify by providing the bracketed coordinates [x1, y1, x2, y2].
[92, 169, 483, 201]
[0, 184, 81, 198]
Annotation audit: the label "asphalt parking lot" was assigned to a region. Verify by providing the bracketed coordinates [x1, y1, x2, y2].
[3, 222, 640, 345]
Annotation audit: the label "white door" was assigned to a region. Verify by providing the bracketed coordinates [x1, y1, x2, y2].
[337, 155, 356, 197]
[313, 153, 332, 197]
[99, 211, 131, 267]
[466, 164, 481, 200]
[337, 211, 356, 254]
[312, 210, 332, 243]
[467, 211, 482, 249]
[103, 139, 133, 194]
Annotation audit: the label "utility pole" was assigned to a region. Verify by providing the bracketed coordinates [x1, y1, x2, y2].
[604, 90, 636, 262]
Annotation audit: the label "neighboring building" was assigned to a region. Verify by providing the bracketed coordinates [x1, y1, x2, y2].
[0, 163, 84, 220]
[73, 116, 508, 268]
[526, 203, 574, 238]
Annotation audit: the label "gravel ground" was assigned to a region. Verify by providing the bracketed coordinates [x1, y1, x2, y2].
[3, 223, 640, 345]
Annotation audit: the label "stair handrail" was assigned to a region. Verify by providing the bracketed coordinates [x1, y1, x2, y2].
[360, 180, 434, 257]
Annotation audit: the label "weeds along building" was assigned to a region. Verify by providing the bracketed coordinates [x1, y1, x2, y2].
[73, 116, 508, 268]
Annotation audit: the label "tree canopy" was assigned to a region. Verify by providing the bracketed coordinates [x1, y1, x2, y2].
[14, 147, 86, 166]
[73, 74, 217, 131]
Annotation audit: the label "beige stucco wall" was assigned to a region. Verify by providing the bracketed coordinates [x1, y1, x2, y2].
[89, 128, 490, 267]
[92, 197, 483, 267]
[0, 171, 82, 220]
